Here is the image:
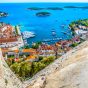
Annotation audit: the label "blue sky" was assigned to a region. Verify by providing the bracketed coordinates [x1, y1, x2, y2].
[0, 0, 88, 3]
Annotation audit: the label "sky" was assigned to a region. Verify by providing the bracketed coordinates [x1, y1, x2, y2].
[0, 0, 88, 3]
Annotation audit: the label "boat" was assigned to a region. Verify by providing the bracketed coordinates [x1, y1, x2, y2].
[61, 31, 68, 34]
[51, 29, 56, 36]
[22, 31, 35, 39]
[60, 24, 65, 28]
[52, 31, 56, 36]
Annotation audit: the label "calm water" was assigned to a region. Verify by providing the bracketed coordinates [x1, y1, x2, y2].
[0, 3, 88, 44]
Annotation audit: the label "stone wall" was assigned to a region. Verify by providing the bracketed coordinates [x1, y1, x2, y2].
[0, 48, 23, 88]
[23, 40, 88, 88]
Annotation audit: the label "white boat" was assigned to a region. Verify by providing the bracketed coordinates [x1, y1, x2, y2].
[22, 31, 35, 39]
[52, 32, 56, 36]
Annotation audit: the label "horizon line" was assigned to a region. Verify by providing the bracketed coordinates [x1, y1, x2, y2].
[0, 1, 88, 3]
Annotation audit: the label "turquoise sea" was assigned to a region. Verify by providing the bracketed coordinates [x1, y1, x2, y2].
[0, 3, 88, 44]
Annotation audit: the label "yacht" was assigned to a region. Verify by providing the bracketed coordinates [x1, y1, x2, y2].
[22, 31, 35, 39]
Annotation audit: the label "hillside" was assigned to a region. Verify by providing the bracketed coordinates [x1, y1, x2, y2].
[27, 40, 88, 88]
[0, 40, 88, 88]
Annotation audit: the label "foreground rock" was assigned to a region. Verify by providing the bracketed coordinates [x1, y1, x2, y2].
[27, 40, 88, 88]
[0, 49, 23, 88]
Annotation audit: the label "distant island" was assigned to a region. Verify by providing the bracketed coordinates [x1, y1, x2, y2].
[64, 6, 88, 9]
[36, 12, 51, 17]
[27, 6, 88, 11]
[27, 7, 44, 10]
[47, 7, 63, 10]
[27, 7, 63, 10]
[0, 11, 8, 17]
[64, 6, 78, 8]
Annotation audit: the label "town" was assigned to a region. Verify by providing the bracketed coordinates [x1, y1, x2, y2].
[0, 20, 87, 80]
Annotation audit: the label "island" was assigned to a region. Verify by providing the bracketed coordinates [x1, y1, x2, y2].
[27, 7, 63, 10]
[64, 6, 79, 8]
[64, 6, 88, 9]
[47, 7, 63, 10]
[27, 7, 44, 10]
[36, 12, 51, 17]
[0, 11, 8, 17]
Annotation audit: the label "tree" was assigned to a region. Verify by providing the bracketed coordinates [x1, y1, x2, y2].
[20, 62, 32, 78]
[10, 62, 21, 74]
[31, 41, 42, 49]
[24, 45, 30, 49]
[39, 56, 43, 61]
[10, 61, 32, 79]
[31, 61, 46, 76]
[41, 56, 55, 65]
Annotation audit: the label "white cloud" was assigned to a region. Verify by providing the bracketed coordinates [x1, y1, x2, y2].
[0, 0, 88, 3]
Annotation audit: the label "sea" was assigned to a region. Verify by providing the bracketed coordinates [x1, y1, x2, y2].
[0, 3, 88, 45]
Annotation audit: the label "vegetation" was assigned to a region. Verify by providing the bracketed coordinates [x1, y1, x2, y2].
[32, 41, 42, 49]
[15, 26, 19, 35]
[8, 56, 55, 81]
[71, 43, 79, 47]
[23, 45, 30, 49]
[69, 19, 88, 28]
[69, 19, 88, 36]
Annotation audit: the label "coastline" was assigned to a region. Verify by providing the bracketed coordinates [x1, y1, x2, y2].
[0, 3, 88, 88]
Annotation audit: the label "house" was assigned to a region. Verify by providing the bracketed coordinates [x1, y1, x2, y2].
[38, 44, 55, 57]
